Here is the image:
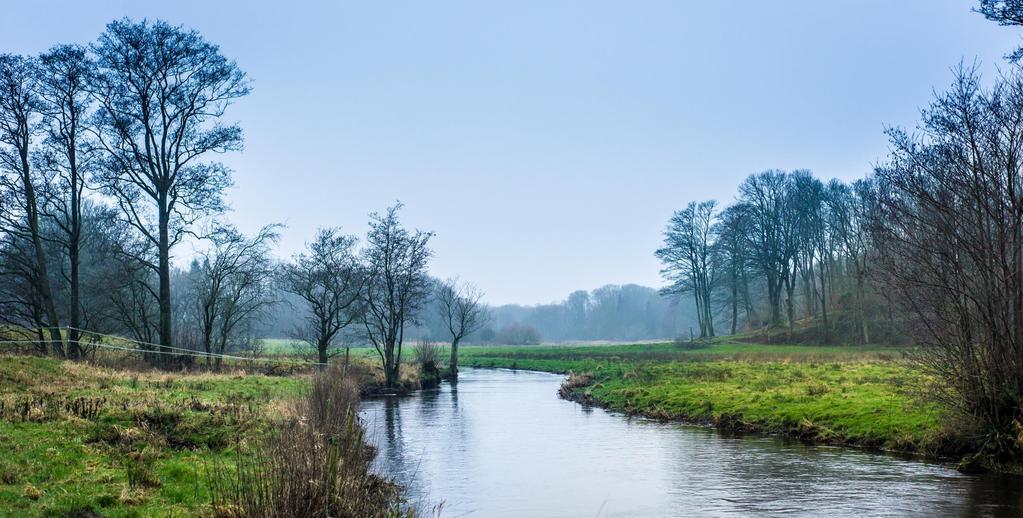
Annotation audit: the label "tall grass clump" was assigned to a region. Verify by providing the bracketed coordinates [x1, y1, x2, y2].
[208, 366, 413, 517]
[413, 338, 442, 389]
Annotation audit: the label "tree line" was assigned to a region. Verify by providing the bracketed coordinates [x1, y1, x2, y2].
[656, 170, 882, 344]
[478, 284, 698, 343]
[0, 19, 491, 388]
[655, 1, 1023, 458]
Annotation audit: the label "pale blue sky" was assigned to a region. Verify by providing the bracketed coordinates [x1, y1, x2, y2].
[3, 1, 1020, 304]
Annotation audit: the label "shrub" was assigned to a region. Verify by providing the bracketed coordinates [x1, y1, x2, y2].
[494, 324, 541, 345]
[207, 365, 413, 517]
[412, 339, 439, 372]
[124, 448, 160, 489]
[413, 339, 441, 389]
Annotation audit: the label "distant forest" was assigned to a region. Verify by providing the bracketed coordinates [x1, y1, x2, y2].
[260, 282, 699, 344]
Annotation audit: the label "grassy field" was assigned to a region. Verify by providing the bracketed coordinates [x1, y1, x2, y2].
[459, 342, 963, 456]
[0, 355, 306, 516]
[0, 353, 416, 517]
[0, 341, 979, 515]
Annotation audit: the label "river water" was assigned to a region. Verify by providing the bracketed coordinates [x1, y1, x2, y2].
[359, 368, 1022, 517]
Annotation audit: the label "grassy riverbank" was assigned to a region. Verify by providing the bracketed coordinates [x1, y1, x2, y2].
[0, 354, 415, 517]
[460, 342, 965, 457]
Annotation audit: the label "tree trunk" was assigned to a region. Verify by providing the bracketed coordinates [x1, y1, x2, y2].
[158, 194, 173, 364]
[784, 273, 795, 340]
[67, 139, 82, 360]
[741, 271, 755, 327]
[449, 336, 461, 382]
[68, 225, 81, 359]
[318, 339, 329, 367]
[818, 267, 829, 343]
[693, 290, 706, 338]
[384, 342, 395, 388]
[730, 278, 738, 335]
[703, 285, 715, 337]
[203, 324, 214, 367]
[215, 334, 228, 371]
[21, 150, 62, 356]
[857, 276, 870, 344]
[767, 268, 782, 324]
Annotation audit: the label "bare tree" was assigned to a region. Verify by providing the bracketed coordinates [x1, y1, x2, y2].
[192, 224, 279, 369]
[88, 19, 250, 358]
[279, 228, 364, 366]
[361, 204, 433, 389]
[873, 66, 1023, 456]
[0, 53, 63, 355]
[35, 44, 95, 358]
[0, 225, 50, 354]
[827, 179, 873, 344]
[437, 278, 488, 381]
[656, 200, 717, 338]
[713, 205, 755, 335]
[74, 204, 148, 351]
[791, 171, 829, 340]
[736, 171, 788, 327]
[89, 207, 161, 352]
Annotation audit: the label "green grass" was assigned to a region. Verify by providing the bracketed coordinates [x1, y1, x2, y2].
[460, 342, 959, 455]
[255, 338, 308, 355]
[0, 356, 308, 517]
[0, 349, 425, 517]
[255, 338, 380, 358]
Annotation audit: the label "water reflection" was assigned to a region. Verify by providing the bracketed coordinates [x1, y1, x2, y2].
[359, 368, 1022, 517]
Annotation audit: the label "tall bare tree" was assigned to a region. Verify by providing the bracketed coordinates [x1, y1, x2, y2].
[88, 19, 249, 358]
[361, 204, 433, 389]
[791, 171, 829, 340]
[827, 179, 873, 344]
[736, 171, 788, 327]
[0, 54, 63, 355]
[35, 44, 95, 358]
[713, 204, 755, 335]
[437, 278, 488, 381]
[656, 200, 717, 338]
[279, 228, 364, 366]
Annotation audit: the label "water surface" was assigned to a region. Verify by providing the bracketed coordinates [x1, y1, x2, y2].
[360, 368, 1021, 517]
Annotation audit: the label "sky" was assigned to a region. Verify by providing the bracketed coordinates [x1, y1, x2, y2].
[3, 1, 1021, 305]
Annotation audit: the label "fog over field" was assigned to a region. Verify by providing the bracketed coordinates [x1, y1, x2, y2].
[259, 282, 699, 344]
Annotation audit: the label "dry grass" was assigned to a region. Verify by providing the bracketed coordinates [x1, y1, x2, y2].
[207, 365, 414, 518]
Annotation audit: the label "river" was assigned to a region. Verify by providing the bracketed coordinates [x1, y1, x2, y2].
[359, 368, 1021, 517]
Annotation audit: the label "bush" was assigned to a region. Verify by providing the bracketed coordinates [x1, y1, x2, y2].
[412, 339, 439, 371]
[494, 324, 541, 345]
[412, 339, 441, 389]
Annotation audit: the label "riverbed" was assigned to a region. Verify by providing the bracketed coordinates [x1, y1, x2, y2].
[360, 368, 1020, 517]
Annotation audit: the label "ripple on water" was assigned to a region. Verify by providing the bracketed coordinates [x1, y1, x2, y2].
[359, 368, 1022, 517]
